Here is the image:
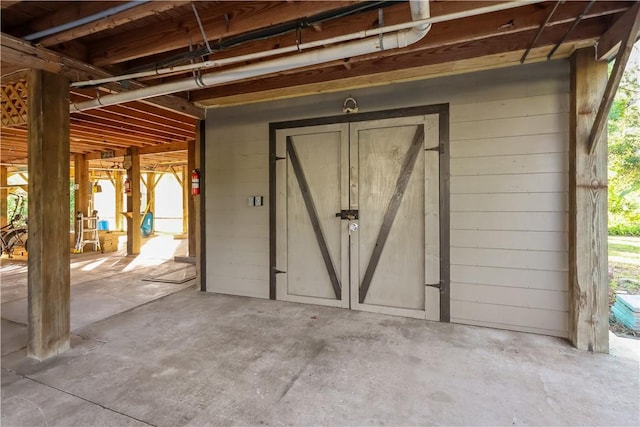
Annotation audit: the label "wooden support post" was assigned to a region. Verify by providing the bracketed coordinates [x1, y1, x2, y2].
[569, 48, 609, 353]
[147, 172, 156, 233]
[73, 153, 89, 244]
[27, 69, 70, 360]
[126, 148, 141, 255]
[114, 170, 123, 231]
[182, 165, 188, 234]
[0, 166, 7, 227]
[194, 122, 205, 291]
[187, 139, 196, 257]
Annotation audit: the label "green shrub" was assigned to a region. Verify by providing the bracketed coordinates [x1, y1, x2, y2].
[609, 223, 640, 236]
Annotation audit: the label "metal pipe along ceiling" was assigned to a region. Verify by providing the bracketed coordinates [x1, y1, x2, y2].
[25, 1, 151, 42]
[69, 0, 541, 113]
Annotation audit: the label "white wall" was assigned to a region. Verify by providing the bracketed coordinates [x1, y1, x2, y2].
[205, 60, 569, 337]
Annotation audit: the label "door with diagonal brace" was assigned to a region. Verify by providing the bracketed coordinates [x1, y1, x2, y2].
[275, 115, 440, 320]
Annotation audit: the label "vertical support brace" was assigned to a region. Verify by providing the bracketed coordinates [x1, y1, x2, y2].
[27, 69, 71, 360]
[569, 47, 609, 352]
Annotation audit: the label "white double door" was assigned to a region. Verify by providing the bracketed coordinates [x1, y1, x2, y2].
[275, 115, 440, 320]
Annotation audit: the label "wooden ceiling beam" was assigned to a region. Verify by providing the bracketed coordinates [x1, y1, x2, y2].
[195, 16, 606, 107]
[38, 1, 192, 48]
[71, 114, 190, 143]
[1, 32, 204, 119]
[89, 1, 359, 66]
[10, 2, 128, 37]
[180, 4, 629, 98]
[84, 141, 189, 161]
[596, 4, 640, 61]
[132, 1, 629, 85]
[71, 89, 197, 129]
[0, 1, 23, 10]
[588, 2, 640, 154]
[69, 121, 165, 147]
[74, 109, 193, 140]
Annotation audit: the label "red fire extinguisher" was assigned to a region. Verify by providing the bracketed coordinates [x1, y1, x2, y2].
[124, 176, 131, 194]
[192, 169, 200, 196]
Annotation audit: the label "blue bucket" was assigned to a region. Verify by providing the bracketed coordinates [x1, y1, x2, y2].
[97, 220, 109, 231]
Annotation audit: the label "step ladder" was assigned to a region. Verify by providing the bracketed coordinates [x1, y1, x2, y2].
[74, 210, 101, 253]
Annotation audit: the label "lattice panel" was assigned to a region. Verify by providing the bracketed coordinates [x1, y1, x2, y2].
[1, 80, 28, 128]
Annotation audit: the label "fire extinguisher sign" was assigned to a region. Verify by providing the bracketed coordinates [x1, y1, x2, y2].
[192, 169, 200, 196]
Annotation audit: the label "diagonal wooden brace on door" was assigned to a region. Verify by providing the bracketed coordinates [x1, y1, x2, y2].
[287, 136, 342, 300]
[359, 125, 425, 303]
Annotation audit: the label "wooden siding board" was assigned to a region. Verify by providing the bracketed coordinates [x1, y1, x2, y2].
[451, 265, 568, 291]
[451, 173, 568, 194]
[451, 212, 568, 232]
[451, 114, 569, 141]
[451, 193, 568, 212]
[451, 300, 569, 334]
[205, 60, 570, 337]
[451, 153, 568, 176]
[450, 133, 569, 158]
[451, 230, 568, 252]
[451, 282, 569, 312]
[451, 247, 568, 271]
[450, 94, 570, 123]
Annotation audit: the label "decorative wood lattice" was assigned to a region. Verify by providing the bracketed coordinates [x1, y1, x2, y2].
[1, 80, 28, 128]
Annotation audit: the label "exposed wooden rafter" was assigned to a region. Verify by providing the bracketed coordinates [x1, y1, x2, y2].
[37, 1, 191, 48]
[0, 32, 204, 119]
[588, 2, 640, 154]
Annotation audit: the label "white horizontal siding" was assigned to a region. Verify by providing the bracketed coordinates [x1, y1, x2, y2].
[451, 265, 567, 292]
[451, 173, 567, 194]
[451, 301, 568, 338]
[206, 59, 570, 337]
[451, 193, 568, 212]
[451, 212, 568, 232]
[448, 64, 569, 337]
[450, 133, 569, 158]
[451, 283, 568, 312]
[451, 230, 568, 252]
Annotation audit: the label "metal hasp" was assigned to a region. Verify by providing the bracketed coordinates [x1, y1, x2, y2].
[335, 209, 359, 220]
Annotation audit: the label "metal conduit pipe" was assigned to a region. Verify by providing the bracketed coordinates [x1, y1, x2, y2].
[25, 1, 150, 42]
[73, 0, 540, 89]
[70, 0, 540, 112]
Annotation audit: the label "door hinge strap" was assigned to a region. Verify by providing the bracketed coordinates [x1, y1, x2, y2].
[274, 156, 286, 161]
[425, 144, 443, 153]
[274, 269, 286, 274]
[425, 282, 441, 289]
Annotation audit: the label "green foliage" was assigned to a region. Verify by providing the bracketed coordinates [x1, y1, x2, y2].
[6, 190, 28, 225]
[608, 45, 640, 236]
[609, 223, 640, 236]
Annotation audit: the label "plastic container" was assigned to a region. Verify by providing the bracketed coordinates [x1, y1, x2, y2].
[97, 220, 109, 231]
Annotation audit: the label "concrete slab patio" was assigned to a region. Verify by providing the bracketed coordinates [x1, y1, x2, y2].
[1, 235, 195, 356]
[2, 288, 639, 426]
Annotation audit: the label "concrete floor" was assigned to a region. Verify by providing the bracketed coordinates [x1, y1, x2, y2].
[2, 283, 639, 426]
[1, 235, 195, 356]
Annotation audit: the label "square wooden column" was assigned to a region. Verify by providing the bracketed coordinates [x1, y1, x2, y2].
[569, 47, 609, 353]
[182, 165, 189, 235]
[0, 166, 7, 227]
[126, 148, 141, 255]
[194, 121, 205, 291]
[73, 153, 89, 243]
[27, 69, 71, 360]
[114, 170, 123, 231]
[187, 139, 196, 257]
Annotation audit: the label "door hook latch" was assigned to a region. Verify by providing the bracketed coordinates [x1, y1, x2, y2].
[335, 209, 359, 220]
